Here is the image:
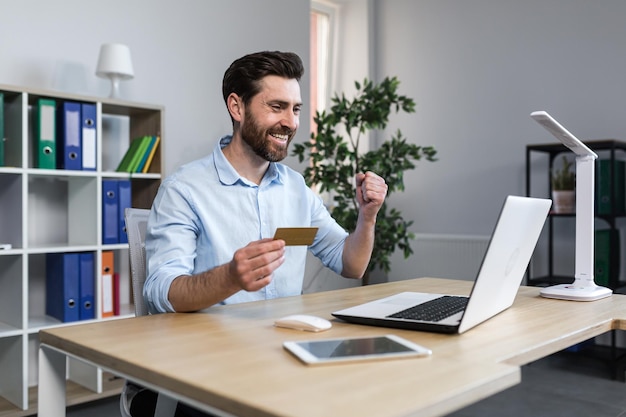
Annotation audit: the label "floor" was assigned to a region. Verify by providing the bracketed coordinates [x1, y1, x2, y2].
[448, 344, 626, 417]
[41, 343, 626, 417]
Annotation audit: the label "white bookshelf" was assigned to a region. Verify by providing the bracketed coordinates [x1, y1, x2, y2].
[0, 84, 163, 414]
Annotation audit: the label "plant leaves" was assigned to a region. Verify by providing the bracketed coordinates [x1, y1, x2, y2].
[293, 76, 438, 274]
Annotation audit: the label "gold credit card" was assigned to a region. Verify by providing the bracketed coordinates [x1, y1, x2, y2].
[273, 227, 318, 246]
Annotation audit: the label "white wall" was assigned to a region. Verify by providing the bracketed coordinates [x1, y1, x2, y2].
[5, 0, 625, 287]
[0, 0, 358, 293]
[0, 0, 310, 176]
[367, 0, 626, 280]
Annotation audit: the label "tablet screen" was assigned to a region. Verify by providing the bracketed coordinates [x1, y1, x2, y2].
[283, 335, 431, 365]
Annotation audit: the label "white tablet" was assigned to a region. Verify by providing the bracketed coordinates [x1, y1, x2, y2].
[283, 334, 431, 366]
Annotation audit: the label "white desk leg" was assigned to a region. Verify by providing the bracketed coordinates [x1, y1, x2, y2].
[38, 345, 67, 417]
[155, 393, 178, 417]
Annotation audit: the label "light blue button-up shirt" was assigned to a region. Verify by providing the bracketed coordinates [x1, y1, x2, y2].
[144, 136, 348, 313]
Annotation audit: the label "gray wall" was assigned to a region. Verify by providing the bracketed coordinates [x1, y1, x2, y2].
[0, 0, 310, 176]
[370, 0, 626, 280]
[4, 0, 626, 286]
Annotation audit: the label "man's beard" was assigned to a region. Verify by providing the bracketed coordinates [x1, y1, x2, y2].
[240, 109, 294, 162]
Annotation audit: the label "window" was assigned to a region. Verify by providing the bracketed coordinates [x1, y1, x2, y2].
[309, 2, 339, 204]
[310, 1, 337, 131]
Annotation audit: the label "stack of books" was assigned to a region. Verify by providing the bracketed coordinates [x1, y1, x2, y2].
[116, 135, 160, 173]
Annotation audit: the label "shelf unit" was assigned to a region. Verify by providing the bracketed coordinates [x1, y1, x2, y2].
[525, 140, 626, 289]
[0, 84, 163, 413]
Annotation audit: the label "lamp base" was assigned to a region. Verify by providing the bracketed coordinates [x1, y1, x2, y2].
[540, 283, 612, 301]
[108, 76, 121, 98]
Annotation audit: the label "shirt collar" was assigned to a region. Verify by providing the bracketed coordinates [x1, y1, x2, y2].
[214, 135, 283, 187]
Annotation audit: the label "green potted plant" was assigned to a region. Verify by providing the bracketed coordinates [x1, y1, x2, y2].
[552, 155, 575, 190]
[551, 155, 575, 213]
[293, 77, 437, 280]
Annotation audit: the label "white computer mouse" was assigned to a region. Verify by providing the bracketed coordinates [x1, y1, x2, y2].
[274, 314, 332, 332]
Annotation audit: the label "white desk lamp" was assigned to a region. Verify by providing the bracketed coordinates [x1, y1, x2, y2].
[96, 43, 134, 98]
[530, 111, 612, 301]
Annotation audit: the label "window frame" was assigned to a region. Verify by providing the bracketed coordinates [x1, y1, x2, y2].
[311, 0, 339, 116]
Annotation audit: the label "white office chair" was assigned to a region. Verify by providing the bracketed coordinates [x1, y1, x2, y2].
[125, 208, 150, 317]
[121, 208, 178, 417]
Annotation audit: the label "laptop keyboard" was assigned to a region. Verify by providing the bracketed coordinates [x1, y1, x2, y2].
[387, 296, 469, 322]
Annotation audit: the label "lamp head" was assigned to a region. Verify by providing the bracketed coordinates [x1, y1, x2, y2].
[530, 111, 597, 159]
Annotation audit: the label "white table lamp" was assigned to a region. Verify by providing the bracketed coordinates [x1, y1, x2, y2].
[530, 111, 612, 301]
[96, 43, 134, 98]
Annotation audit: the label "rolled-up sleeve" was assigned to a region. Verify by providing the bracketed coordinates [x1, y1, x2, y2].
[144, 178, 199, 313]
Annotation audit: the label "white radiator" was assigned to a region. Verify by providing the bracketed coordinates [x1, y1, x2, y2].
[411, 233, 490, 281]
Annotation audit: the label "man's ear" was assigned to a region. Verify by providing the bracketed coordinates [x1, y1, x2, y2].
[227, 93, 243, 122]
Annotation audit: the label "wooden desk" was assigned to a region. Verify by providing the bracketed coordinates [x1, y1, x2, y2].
[38, 278, 626, 417]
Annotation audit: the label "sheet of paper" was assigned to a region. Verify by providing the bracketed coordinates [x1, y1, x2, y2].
[273, 227, 318, 246]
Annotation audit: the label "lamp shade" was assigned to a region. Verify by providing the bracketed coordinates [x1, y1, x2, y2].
[96, 43, 134, 80]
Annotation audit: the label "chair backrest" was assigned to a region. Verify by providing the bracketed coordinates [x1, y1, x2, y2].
[124, 208, 151, 317]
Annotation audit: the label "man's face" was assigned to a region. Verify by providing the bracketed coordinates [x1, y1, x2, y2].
[239, 75, 302, 162]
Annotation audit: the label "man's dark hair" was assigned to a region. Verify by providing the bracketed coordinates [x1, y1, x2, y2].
[222, 51, 304, 107]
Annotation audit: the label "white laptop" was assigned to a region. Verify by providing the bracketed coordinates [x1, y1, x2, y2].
[332, 195, 551, 334]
